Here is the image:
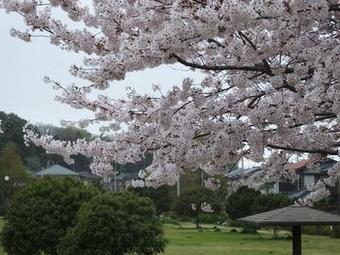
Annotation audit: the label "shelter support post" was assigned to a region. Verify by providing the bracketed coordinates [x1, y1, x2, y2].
[292, 225, 301, 255]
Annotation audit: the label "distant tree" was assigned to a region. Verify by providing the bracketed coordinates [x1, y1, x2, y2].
[226, 186, 261, 220]
[0, 143, 29, 214]
[1, 178, 97, 255]
[0, 112, 29, 158]
[58, 192, 166, 255]
[129, 185, 173, 214]
[0, 112, 48, 171]
[172, 187, 220, 228]
[173, 187, 221, 217]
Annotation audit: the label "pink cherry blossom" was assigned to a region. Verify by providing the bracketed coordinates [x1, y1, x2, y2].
[2, 0, 340, 204]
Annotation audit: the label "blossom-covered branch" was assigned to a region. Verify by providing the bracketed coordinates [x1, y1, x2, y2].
[2, 0, 340, 204]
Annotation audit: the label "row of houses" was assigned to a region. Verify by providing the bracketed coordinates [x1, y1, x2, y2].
[33, 164, 100, 185]
[229, 157, 340, 204]
[34, 157, 340, 208]
[32, 164, 137, 191]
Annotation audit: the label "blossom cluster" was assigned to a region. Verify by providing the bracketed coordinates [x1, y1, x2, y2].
[3, 0, 340, 204]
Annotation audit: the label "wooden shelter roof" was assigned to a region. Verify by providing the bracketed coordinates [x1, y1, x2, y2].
[238, 205, 340, 226]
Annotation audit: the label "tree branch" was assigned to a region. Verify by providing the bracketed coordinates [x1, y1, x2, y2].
[170, 53, 270, 73]
[267, 144, 338, 155]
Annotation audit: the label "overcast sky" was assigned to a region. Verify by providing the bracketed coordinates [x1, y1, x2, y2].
[0, 9, 203, 132]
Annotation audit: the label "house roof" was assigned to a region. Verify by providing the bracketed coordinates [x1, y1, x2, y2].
[285, 159, 311, 171]
[35, 165, 79, 177]
[114, 171, 139, 181]
[304, 158, 337, 175]
[227, 167, 261, 179]
[78, 171, 99, 179]
[238, 204, 340, 226]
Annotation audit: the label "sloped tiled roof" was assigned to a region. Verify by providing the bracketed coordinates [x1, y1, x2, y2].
[78, 171, 99, 179]
[285, 158, 337, 174]
[227, 167, 261, 179]
[35, 165, 79, 177]
[285, 159, 311, 171]
[114, 171, 139, 181]
[304, 158, 337, 175]
[238, 205, 340, 226]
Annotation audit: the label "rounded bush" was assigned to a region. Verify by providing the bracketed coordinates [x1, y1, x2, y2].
[251, 193, 291, 214]
[1, 178, 97, 255]
[58, 192, 166, 255]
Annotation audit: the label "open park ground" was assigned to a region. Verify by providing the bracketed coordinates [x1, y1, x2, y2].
[164, 223, 340, 255]
[0, 219, 339, 255]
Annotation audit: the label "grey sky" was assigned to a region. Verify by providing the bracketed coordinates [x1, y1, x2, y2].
[0, 9, 203, 131]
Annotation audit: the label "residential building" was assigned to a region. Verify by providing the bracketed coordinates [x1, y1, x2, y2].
[228, 158, 340, 206]
[111, 171, 139, 192]
[34, 164, 79, 178]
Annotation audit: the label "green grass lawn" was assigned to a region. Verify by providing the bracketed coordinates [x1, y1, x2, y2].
[164, 223, 340, 255]
[0, 219, 339, 255]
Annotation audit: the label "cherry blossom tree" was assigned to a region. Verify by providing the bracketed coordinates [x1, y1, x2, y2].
[2, 0, 340, 205]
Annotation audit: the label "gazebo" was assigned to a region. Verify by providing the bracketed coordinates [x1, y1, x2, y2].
[238, 204, 340, 255]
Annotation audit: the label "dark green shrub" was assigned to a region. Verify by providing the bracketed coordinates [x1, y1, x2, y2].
[252, 193, 291, 214]
[197, 213, 217, 224]
[226, 186, 261, 220]
[1, 178, 97, 255]
[303, 226, 332, 236]
[313, 197, 338, 211]
[128, 185, 173, 214]
[58, 192, 166, 255]
[198, 212, 230, 224]
[331, 225, 340, 238]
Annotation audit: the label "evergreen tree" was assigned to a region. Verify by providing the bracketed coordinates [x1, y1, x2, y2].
[0, 143, 29, 214]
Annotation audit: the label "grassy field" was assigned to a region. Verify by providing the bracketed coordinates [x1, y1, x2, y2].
[0, 219, 339, 255]
[164, 223, 340, 255]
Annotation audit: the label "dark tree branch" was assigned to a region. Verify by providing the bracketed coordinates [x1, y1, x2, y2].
[267, 144, 338, 155]
[170, 53, 270, 73]
[207, 38, 224, 48]
[170, 53, 295, 76]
